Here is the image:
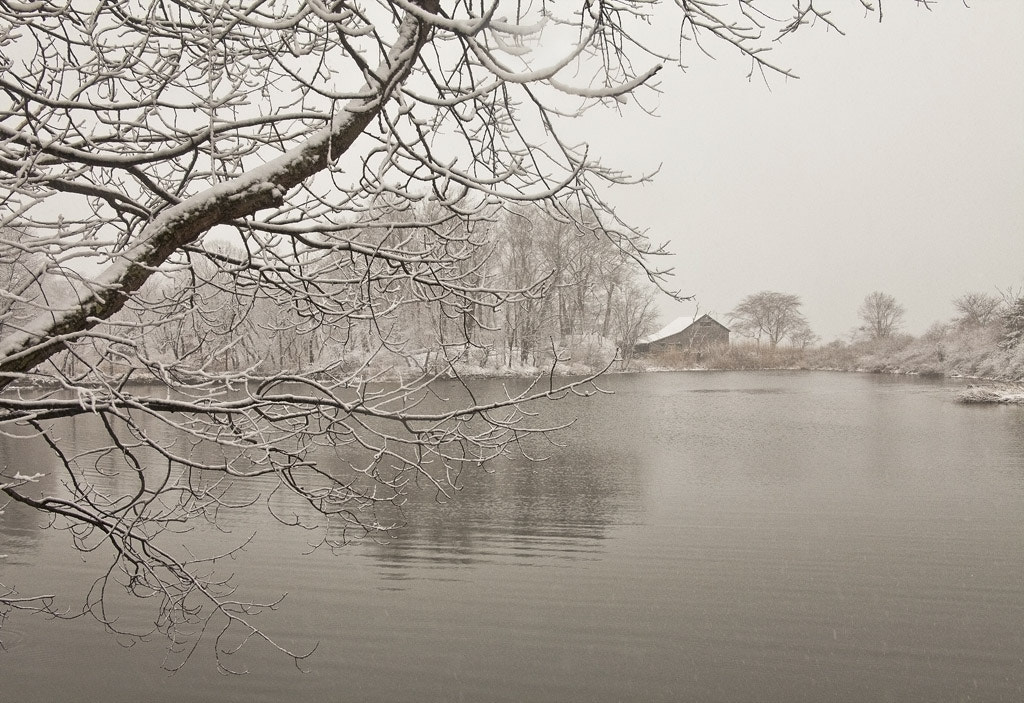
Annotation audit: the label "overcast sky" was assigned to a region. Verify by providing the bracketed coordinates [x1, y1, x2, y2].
[583, 1, 1024, 342]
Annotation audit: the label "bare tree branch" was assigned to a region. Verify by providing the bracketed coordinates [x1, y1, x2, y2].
[0, 0, 886, 668]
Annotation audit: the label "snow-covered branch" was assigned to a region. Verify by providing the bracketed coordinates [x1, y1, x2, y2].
[0, 0, 884, 669]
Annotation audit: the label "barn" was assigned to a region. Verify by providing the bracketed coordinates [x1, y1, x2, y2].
[634, 314, 730, 354]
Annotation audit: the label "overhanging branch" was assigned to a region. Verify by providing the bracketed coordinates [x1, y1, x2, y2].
[0, 2, 438, 388]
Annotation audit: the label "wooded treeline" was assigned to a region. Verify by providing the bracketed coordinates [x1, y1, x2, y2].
[830, 291, 1024, 381]
[2, 208, 661, 383]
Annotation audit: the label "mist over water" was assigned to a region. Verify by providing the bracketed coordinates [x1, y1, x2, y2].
[2, 371, 1023, 702]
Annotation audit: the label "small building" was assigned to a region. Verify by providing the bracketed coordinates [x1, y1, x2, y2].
[634, 314, 730, 355]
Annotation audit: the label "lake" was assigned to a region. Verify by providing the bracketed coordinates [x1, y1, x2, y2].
[1, 371, 1023, 702]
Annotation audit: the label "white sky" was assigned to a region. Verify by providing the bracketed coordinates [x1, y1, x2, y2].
[581, 1, 1024, 342]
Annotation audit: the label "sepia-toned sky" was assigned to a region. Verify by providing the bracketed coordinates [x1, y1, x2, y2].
[587, 1, 1024, 342]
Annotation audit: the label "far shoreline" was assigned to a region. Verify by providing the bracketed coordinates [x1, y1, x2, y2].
[5, 362, 1022, 405]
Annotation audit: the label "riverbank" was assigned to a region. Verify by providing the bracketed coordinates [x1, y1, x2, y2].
[627, 333, 1024, 406]
[641, 333, 1024, 382]
[957, 383, 1024, 405]
[7, 335, 1022, 399]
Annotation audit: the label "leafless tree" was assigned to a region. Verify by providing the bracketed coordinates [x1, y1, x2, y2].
[612, 279, 658, 368]
[953, 292, 1004, 329]
[858, 291, 905, 340]
[729, 291, 808, 349]
[1000, 295, 1024, 350]
[1, 0, 885, 669]
[789, 319, 820, 350]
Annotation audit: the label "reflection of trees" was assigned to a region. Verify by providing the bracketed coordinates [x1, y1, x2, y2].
[1, 379, 645, 626]
[357, 378, 647, 577]
[360, 451, 630, 578]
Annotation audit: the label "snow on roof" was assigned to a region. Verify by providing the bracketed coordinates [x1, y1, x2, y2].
[638, 313, 729, 344]
[639, 315, 698, 344]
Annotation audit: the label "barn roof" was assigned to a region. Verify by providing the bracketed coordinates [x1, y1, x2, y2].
[639, 313, 729, 344]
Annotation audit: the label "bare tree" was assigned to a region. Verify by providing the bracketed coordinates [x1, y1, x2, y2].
[1000, 295, 1024, 350]
[612, 279, 659, 367]
[859, 291, 906, 340]
[496, 210, 555, 366]
[0, 0, 889, 668]
[953, 292, 1004, 329]
[789, 319, 820, 350]
[728, 291, 808, 349]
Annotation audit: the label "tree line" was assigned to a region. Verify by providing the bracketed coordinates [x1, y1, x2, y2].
[678, 288, 1024, 380]
[726, 288, 1020, 345]
[2, 207, 662, 383]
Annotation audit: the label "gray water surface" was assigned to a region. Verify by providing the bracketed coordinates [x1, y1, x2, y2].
[2, 371, 1022, 702]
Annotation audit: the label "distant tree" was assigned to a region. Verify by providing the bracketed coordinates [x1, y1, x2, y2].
[922, 321, 951, 343]
[0, 227, 50, 340]
[953, 292, 1004, 329]
[789, 319, 820, 350]
[1000, 296, 1024, 350]
[858, 292, 905, 340]
[497, 211, 556, 366]
[728, 291, 807, 349]
[612, 280, 658, 367]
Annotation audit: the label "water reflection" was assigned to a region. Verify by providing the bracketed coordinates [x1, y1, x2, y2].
[359, 433, 646, 582]
[1, 372, 1023, 703]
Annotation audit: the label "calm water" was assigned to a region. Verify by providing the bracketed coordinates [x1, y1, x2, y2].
[2, 371, 1023, 702]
